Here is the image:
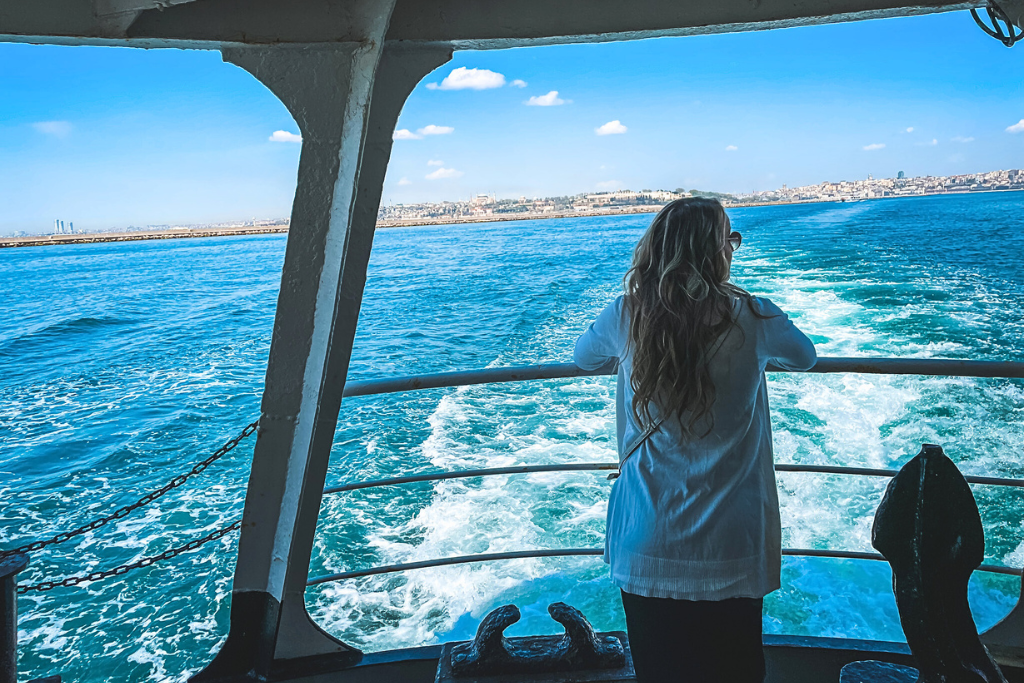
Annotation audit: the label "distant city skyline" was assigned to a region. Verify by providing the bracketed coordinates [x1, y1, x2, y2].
[1, 10, 1022, 235]
[374, 167, 1023, 226]
[6, 167, 1018, 239]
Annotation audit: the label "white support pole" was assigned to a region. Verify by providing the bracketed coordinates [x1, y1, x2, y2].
[190, 13, 452, 683]
[271, 42, 453, 662]
[193, 15, 391, 681]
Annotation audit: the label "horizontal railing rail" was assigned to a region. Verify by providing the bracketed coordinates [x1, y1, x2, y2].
[320, 358, 1024, 593]
[324, 462, 1024, 495]
[773, 463, 1024, 489]
[307, 547, 1022, 586]
[325, 463, 617, 494]
[342, 358, 1024, 399]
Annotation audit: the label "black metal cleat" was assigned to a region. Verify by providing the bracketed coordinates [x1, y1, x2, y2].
[867, 444, 1007, 682]
[547, 602, 625, 670]
[446, 602, 629, 680]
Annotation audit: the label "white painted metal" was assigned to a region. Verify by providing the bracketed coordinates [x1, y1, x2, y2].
[268, 42, 454, 661]
[222, 36, 387, 605]
[219, 18, 452, 662]
[385, 0, 978, 48]
[214, 1, 408, 661]
[340, 359, 1024, 399]
[93, 0, 196, 16]
[0, 0, 981, 49]
[304, 548, 1021, 586]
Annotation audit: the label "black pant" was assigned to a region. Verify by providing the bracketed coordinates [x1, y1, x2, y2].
[620, 590, 765, 683]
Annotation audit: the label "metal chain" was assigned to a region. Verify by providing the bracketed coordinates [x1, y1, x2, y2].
[1, 419, 259, 560]
[17, 520, 242, 593]
[972, 0, 1023, 47]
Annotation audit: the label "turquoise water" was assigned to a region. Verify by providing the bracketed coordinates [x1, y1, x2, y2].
[3, 192, 1024, 681]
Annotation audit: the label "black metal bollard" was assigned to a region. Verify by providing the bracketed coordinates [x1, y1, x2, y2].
[0, 552, 29, 683]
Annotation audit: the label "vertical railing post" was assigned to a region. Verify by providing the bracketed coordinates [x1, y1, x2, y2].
[0, 553, 28, 683]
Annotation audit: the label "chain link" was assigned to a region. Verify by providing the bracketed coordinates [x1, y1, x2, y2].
[18, 520, 242, 593]
[1, 419, 258, 560]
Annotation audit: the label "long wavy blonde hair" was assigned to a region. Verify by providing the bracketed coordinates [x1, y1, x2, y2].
[625, 197, 755, 436]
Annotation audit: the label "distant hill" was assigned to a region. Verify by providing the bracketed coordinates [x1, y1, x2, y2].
[687, 189, 740, 202]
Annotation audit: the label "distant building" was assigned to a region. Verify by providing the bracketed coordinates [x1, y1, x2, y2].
[898, 171, 905, 179]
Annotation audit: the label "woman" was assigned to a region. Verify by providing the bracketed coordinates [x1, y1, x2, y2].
[574, 198, 816, 682]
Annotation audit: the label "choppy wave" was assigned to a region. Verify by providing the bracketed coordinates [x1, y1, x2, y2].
[3, 194, 1024, 682]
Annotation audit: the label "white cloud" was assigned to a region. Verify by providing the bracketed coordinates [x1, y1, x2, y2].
[526, 91, 568, 106]
[32, 121, 72, 137]
[596, 180, 623, 189]
[394, 125, 453, 139]
[427, 159, 444, 166]
[951, 136, 975, 143]
[426, 67, 506, 91]
[425, 167, 464, 180]
[725, 145, 738, 151]
[1007, 119, 1024, 133]
[905, 127, 914, 133]
[595, 120, 627, 136]
[863, 143, 885, 151]
[397, 177, 412, 186]
[269, 130, 302, 143]
[916, 138, 938, 146]
[510, 79, 528, 88]
[417, 124, 454, 136]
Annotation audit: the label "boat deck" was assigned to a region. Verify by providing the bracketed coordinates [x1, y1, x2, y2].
[257, 636, 1024, 682]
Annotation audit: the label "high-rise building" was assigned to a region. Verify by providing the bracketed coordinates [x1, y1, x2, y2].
[898, 171, 905, 179]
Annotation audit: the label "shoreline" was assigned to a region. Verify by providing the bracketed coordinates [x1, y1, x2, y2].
[2, 188, 1020, 250]
[0, 224, 289, 249]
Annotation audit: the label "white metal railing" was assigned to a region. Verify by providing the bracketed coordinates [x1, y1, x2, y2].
[341, 358, 1024, 398]
[312, 358, 1024, 587]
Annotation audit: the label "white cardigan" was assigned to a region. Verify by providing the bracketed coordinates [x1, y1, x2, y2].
[574, 295, 816, 601]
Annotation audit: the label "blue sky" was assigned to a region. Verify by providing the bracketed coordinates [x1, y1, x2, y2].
[1, 10, 1022, 234]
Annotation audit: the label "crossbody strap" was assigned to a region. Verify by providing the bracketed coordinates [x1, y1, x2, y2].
[607, 417, 663, 481]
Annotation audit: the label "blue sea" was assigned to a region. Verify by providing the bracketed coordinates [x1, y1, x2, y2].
[3, 192, 1024, 682]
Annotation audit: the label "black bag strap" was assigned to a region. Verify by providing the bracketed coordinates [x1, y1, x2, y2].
[607, 417, 663, 481]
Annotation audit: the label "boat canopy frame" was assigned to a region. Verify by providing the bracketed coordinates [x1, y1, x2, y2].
[3, 1, 1024, 681]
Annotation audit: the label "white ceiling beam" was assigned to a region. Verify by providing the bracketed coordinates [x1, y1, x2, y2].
[124, 0, 981, 47]
[0, 0, 988, 49]
[94, 0, 198, 15]
[91, 0, 199, 37]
